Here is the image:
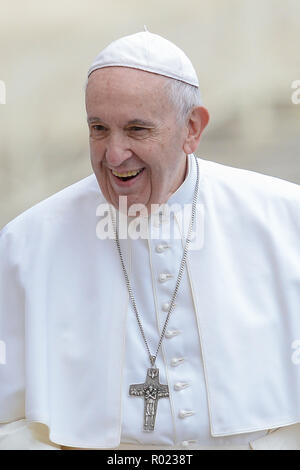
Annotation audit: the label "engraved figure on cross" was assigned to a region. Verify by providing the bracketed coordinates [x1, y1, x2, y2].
[145, 385, 157, 429]
[129, 368, 169, 431]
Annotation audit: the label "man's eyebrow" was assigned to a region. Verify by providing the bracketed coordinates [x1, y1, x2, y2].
[87, 117, 155, 126]
[126, 119, 155, 127]
[87, 117, 104, 124]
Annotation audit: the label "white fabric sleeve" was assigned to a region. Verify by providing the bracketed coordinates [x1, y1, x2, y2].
[250, 424, 300, 450]
[0, 227, 61, 449]
[0, 420, 61, 450]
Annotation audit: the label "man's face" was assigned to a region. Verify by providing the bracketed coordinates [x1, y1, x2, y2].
[85, 67, 188, 213]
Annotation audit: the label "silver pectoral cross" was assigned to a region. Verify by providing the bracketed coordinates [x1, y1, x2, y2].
[129, 368, 169, 431]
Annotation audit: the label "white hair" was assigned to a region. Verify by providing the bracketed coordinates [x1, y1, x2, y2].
[163, 78, 202, 124]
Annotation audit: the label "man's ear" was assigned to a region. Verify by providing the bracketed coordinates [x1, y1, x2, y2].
[183, 106, 209, 155]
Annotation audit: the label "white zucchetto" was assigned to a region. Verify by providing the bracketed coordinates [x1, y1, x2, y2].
[87, 30, 200, 89]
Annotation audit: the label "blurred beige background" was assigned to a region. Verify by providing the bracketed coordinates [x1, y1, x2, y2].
[0, 0, 299, 229]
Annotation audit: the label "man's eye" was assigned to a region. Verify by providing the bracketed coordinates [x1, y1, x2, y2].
[130, 126, 146, 131]
[92, 125, 106, 131]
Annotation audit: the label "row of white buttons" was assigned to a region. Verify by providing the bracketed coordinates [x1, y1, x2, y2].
[156, 244, 173, 289]
[155, 241, 196, 428]
[172, 359, 195, 421]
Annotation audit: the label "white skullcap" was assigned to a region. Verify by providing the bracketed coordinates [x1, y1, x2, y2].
[87, 30, 199, 88]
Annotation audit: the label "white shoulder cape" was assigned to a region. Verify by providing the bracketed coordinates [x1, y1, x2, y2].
[0, 158, 300, 448]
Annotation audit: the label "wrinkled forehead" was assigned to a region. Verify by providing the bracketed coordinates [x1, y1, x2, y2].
[86, 66, 169, 96]
[85, 66, 174, 119]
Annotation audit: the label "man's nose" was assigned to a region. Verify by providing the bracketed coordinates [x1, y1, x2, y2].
[104, 135, 132, 168]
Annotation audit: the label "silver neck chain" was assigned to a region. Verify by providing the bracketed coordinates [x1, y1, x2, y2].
[110, 155, 200, 368]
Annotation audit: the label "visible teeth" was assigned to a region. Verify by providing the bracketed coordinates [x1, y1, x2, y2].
[112, 168, 143, 177]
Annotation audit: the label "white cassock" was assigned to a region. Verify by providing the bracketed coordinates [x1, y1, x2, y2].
[0, 154, 300, 450]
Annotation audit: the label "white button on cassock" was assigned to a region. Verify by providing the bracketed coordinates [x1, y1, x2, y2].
[174, 381, 190, 391]
[171, 357, 185, 367]
[162, 302, 176, 312]
[178, 410, 195, 419]
[165, 329, 181, 338]
[159, 273, 173, 283]
[182, 440, 197, 447]
[155, 244, 169, 253]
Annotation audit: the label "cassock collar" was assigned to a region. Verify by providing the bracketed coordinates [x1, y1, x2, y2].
[164, 153, 198, 210]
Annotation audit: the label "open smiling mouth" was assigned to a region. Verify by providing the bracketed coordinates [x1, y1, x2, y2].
[111, 168, 145, 181]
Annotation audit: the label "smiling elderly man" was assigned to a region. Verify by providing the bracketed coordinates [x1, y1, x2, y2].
[86, 66, 208, 212]
[0, 30, 300, 451]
